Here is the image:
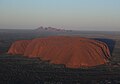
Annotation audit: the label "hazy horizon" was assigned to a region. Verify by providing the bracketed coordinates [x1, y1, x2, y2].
[0, 0, 120, 31]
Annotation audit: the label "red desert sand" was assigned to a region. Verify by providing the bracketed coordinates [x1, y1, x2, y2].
[8, 36, 111, 68]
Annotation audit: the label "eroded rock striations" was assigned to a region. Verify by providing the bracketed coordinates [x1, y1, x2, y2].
[7, 36, 111, 68]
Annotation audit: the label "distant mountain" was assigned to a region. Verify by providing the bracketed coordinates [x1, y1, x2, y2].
[35, 26, 72, 32]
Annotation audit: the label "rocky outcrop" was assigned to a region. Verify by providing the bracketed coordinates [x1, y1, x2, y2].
[8, 36, 110, 68]
[7, 40, 31, 55]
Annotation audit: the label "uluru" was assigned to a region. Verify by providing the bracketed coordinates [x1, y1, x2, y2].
[7, 36, 111, 68]
[7, 40, 31, 55]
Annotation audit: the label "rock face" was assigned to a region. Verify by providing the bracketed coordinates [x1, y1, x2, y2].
[8, 36, 110, 68]
[7, 40, 31, 55]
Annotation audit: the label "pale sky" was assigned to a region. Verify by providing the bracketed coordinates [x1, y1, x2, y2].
[0, 0, 120, 31]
